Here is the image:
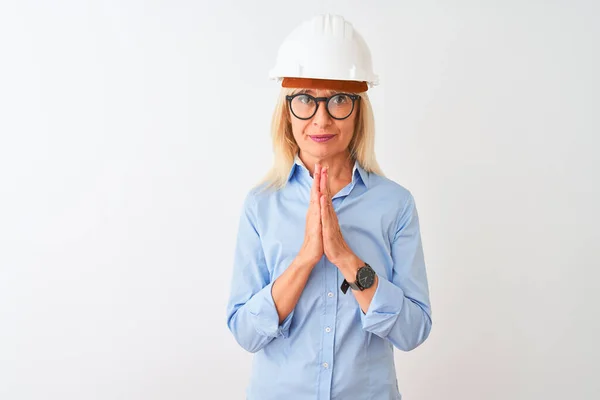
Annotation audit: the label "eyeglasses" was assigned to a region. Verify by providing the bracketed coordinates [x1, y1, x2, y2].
[286, 92, 360, 120]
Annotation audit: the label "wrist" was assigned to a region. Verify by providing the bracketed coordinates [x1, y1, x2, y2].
[340, 260, 377, 294]
[335, 254, 364, 281]
[294, 253, 320, 270]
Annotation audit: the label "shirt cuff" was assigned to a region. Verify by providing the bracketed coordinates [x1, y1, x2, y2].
[360, 276, 405, 337]
[246, 281, 294, 339]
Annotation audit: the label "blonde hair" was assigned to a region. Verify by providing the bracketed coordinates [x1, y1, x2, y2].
[257, 87, 384, 191]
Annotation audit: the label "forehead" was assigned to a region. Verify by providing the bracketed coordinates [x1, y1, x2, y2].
[291, 88, 339, 96]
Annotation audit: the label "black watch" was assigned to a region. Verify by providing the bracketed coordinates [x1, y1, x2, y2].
[340, 263, 376, 294]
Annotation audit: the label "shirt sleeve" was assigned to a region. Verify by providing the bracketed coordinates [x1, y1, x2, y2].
[360, 192, 433, 351]
[226, 191, 294, 353]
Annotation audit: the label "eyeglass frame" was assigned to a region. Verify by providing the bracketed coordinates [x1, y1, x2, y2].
[285, 92, 360, 120]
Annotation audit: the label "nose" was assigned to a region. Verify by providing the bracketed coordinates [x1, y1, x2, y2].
[312, 100, 333, 128]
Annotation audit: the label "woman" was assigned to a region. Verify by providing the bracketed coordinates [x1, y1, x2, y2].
[226, 14, 432, 400]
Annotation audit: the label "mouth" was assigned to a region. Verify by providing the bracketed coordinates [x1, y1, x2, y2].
[309, 135, 336, 143]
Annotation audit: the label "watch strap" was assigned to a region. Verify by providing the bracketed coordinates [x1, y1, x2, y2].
[340, 279, 350, 294]
[340, 278, 361, 294]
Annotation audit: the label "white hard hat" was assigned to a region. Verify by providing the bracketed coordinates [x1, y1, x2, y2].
[269, 14, 379, 89]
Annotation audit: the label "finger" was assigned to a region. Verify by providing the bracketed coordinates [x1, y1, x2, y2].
[327, 194, 336, 224]
[325, 167, 331, 198]
[320, 194, 329, 227]
[315, 196, 322, 222]
[312, 164, 321, 201]
[320, 166, 327, 196]
[324, 190, 337, 224]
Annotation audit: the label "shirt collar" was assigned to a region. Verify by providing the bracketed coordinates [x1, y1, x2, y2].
[287, 154, 369, 188]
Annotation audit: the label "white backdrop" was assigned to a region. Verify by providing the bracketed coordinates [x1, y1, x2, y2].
[1, 1, 599, 399]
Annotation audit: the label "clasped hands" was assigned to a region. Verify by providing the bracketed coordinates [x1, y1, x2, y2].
[299, 163, 362, 277]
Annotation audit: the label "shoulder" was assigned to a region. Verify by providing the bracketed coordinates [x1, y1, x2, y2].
[369, 174, 422, 238]
[367, 173, 419, 233]
[368, 173, 415, 207]
[240, 181, 280, 213]
[236, 183, 284, 236]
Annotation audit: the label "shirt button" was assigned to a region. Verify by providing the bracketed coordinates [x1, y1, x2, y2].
[327, 292, 334, 298]
[325, 327, 331, 333]
[322, 362, 329, 369]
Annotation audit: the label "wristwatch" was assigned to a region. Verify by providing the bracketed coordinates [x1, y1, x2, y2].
[340, 263, 376, 294]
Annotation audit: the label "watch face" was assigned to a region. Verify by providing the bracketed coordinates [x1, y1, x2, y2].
[357, 265, 375, 289]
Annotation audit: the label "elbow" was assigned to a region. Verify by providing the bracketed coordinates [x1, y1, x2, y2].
[226, 310, 271, 354]
[393, 314, 432, 352]
[233, 335, 267, 354]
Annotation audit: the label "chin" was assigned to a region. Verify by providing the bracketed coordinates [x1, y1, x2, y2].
[310, 146, 344, 158]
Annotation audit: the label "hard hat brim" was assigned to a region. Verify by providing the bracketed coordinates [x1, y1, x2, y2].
[281, 77, 368, 93]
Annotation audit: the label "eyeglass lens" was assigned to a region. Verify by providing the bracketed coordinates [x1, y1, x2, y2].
[290, 94, 355, 119]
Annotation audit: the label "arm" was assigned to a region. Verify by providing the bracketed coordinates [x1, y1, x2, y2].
[359, 192, 433, 351]
[225, 193, 315, 353]
[272, 257, 315, 324]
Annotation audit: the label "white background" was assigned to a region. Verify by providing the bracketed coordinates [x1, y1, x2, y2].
[1, 1, 598, 399]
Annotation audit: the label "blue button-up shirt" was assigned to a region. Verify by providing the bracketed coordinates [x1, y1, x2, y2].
[226, 158, 432, 400]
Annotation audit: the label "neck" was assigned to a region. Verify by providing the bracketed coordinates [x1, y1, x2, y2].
[299, 151, 354, 181]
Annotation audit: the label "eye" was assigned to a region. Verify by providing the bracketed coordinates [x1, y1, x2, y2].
[295, 94, 314, 105]
[330, 94, 350, 105]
